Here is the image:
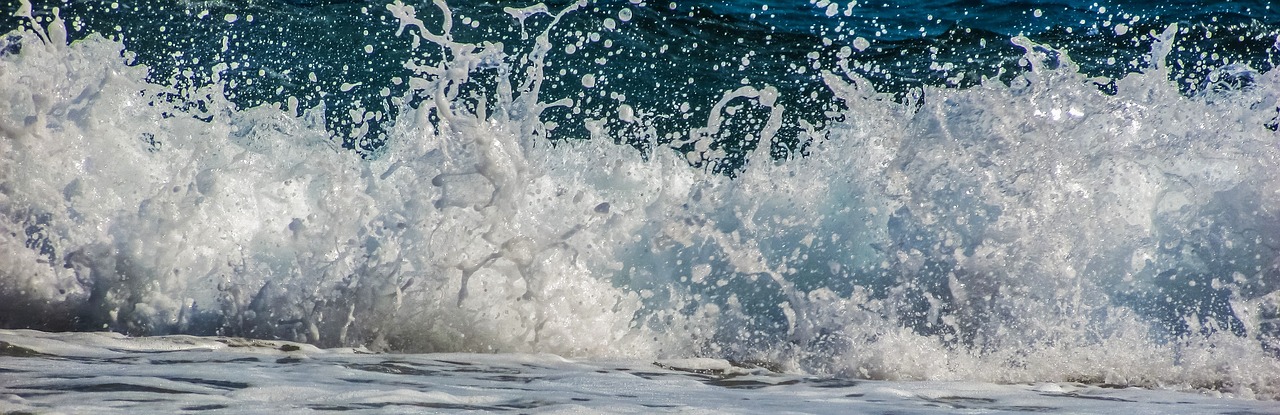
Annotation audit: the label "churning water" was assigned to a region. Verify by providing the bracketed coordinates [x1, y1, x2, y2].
[2, 0, 1280, 404]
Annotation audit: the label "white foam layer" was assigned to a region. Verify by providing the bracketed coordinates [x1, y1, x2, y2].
[3, 329, 1278, 414]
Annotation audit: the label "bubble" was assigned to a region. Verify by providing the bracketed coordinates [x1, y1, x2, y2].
[618, 104, 634, 123]
[852, 37, 870, 51]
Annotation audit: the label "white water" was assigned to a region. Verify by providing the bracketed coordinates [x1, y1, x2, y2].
[2, 2, 1279, 400]
[5, 329, 1278, 414]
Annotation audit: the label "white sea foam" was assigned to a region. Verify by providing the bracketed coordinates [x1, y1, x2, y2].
[1, 1, 1279, 400]
[3, 329, 1279, 414]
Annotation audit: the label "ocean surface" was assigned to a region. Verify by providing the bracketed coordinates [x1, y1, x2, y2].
[4, 329, 1280, 414]
[2, 0, 1280, 411]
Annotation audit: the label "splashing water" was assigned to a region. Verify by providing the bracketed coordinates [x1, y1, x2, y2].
[2, 0, 1279, 399]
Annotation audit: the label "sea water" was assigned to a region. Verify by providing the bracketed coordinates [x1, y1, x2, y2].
[1, 0, 1279, 412]
[5, 329, 1280, 414]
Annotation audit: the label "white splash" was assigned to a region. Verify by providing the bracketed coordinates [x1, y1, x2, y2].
[1, 0, 1279, 400]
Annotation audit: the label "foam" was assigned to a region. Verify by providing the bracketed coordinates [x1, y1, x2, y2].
[2, 0, 1279, 399]
[4, 329, 1279, 413]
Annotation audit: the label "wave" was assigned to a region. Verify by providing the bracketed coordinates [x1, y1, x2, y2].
[2, 0, 1279, 399]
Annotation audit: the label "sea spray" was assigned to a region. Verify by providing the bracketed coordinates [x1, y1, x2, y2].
[1, 1, 682, 357]
[1, 0, 1279, 399]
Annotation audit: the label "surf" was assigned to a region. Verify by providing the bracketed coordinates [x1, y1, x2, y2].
[1, 0, 1279, 399]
